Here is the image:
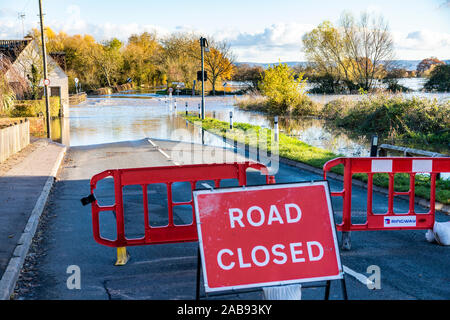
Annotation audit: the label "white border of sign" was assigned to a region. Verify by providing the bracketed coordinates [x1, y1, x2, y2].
[193, 181, 343, 293]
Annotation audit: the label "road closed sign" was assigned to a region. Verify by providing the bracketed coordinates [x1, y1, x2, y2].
[193, 181, 343, 293]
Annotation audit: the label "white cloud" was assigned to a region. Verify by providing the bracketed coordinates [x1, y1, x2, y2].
[45, 4, 167, 41]
[214, 23, 314, 62]
[392, 29, 450, 60]
[0, 4, 448, 62]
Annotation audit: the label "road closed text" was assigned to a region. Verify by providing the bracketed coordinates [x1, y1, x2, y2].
[227, 203, 302, 228]
[217, 241, 324, 270]
[216, 203, 324, 270]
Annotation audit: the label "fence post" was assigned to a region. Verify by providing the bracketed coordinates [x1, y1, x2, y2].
[274, 116, 279, 143]
[229, 111, 233, 129]
[370, 135, 378, 157]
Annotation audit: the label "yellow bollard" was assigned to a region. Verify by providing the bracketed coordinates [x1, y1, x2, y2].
[115, 247, 130, 266]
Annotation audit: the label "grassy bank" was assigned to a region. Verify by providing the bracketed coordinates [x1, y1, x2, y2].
[184, 115, 449, 205]
[321, 94, 450, 153]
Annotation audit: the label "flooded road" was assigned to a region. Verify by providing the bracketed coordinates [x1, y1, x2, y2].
[68, 96, 373, 157]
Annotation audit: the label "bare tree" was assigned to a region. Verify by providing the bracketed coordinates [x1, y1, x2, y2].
[340, 12, 394, 90]
[303, 11, 394, 92]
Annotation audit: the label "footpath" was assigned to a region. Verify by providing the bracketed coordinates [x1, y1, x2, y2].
[0, 138, 66, 299]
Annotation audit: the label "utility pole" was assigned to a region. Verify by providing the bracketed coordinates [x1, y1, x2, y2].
[38, 0, 51, 139]
[200, 37, 209, 120]
[200, 37, 205, 120]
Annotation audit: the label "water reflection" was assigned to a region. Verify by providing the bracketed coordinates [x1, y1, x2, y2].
[49, 117, 70, 146]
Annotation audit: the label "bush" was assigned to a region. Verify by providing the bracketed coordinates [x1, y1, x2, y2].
[258, 63, 317, 115]
[307, 73, 346, 94]
[10, 97, 61, 117]
[320, 97, 353, 120]
[382, 78, 411, 93]
[321, 94, 450, 149]
[424, 65, 450, 92]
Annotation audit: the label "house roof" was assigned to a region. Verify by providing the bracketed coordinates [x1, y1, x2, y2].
[0, 39, 33, 63]
[0, 38, 67, 72]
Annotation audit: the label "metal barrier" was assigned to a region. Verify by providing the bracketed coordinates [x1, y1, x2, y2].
[323, 157, 450, 249]
[83, 162, 275, 265]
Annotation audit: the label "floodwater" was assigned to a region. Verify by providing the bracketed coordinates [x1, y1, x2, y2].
[306, 78, 450, 104]
[57, 90, 448, 180]
[67, 82, 448, 157]
[67, 96, 374, 158]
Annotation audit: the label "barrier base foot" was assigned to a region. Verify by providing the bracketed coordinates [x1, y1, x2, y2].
[115, 247, 130, 266]
[342, 232, 351, 251]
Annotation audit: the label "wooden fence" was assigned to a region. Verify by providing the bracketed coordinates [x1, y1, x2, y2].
[69, 92, 87, 105]
[0, 120, 30, 163]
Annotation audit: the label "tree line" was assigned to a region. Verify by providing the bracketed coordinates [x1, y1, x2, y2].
[32, 28, 235, 95]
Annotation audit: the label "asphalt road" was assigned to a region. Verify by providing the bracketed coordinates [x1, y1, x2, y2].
[14, 138, 450, 300]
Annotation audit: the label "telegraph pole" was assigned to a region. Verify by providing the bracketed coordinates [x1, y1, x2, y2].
[200, 37, 209, 120]
[200, 37, 205, 120]
[38, 0, 51, 139]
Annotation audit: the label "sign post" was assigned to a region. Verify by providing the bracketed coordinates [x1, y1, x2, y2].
[193, 181, 346, 299]
[74, 77, 79, 94]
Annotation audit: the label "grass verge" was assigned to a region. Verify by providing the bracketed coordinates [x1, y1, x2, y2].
[184, 115, 449, 205]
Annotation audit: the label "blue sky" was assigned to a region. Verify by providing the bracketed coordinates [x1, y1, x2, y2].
[1, 0, 449, 62]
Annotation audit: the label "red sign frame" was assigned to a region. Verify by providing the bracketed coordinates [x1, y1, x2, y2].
[193, 181, 343, 293]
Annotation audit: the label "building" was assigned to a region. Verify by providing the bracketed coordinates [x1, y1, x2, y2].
[0, 38, 69, 117]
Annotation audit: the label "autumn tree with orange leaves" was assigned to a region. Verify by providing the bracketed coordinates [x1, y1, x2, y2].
[203, 40, 235, 95]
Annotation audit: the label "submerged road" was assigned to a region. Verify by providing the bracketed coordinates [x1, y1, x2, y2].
[14, 138, 450, 300]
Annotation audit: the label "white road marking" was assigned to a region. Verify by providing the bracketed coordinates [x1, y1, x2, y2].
[343, 265, 374, 287]
[148, 138, 180, 166]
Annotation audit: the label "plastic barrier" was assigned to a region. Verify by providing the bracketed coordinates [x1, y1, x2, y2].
[82, 162, 275, 265]
[323, 157, 449, 249]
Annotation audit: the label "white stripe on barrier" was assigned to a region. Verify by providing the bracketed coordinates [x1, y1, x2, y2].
[372, 160, 393, 173]
[412, 160, 433, 173]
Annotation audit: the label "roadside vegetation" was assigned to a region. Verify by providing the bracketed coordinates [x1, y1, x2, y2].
[321, 94, 450, 152]
[184, 115, 449, 205]
[9, 97, 61, 118]
[424, 65, 450, 92]
[0, 71, 15, 115]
